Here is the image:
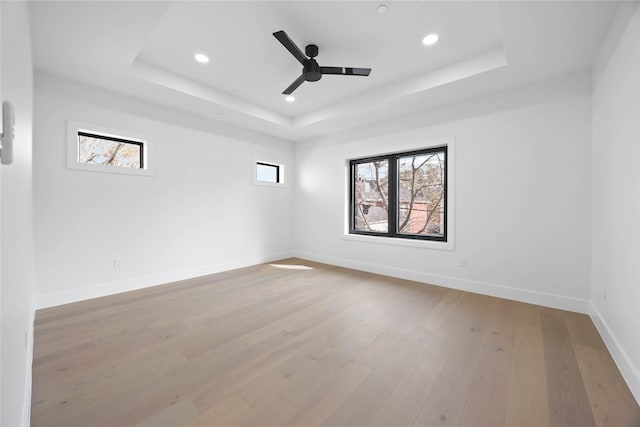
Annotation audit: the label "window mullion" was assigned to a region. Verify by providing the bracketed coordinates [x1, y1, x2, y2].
[388, 155, 398, 237]
[349, 161, 355, 233]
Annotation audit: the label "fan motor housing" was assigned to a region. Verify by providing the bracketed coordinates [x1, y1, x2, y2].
[303, 58, 322, 82]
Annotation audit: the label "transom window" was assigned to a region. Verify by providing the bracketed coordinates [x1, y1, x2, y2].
[66, 120, 152, 176]
[77, 131, 144, 169]
[256, 162, 281, 184]
[254, 160, 285, 186]
[350, 146, 447, 241]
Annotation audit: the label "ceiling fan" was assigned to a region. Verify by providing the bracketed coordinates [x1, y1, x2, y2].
[273, 30, 372, 95]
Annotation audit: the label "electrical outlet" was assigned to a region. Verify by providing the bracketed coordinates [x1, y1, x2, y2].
[113, 258, 121, 270]
[458, 257, 466, 267]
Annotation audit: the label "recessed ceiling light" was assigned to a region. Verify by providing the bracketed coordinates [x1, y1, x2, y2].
[194, 53, 209, 63]
[285, 95, 295, 103]
[422, 34, 439, 46]
[377, 4, 388, 14]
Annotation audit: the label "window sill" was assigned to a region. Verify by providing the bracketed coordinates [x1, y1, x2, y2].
[342, 233, 455, 251]
[254, 181, 286, 188]
[67, 163, 154, 177]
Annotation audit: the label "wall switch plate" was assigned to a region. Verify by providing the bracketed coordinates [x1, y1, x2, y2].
[0, 101, 16, 165]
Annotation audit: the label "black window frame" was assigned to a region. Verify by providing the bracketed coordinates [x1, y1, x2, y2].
[349, 146, 447, 242]
[77, 131, 145, 169]
[256, 161, 282, 184]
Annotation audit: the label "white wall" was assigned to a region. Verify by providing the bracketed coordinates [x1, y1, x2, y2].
[1, 2, 35, 426]
[591, 2, 640, 403]
[33, 73, 294, 308]
[294, 72, 593, 313]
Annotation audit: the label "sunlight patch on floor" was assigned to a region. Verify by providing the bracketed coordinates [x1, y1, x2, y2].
[269, 263, 314, 270]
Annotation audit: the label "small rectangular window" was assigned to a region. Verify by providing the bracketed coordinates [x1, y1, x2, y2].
[67, 120, 152, 176]
[77, 131, 144, 169]
[350, 146, 447, 242]
[256, 162, 282, 184]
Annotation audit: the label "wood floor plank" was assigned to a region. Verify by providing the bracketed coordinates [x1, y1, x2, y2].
[181, 394, 251, 427]
[457, 312, 515, 427]
[505, 303, 551, 427]
[189, 290, 399, 412]
[135, 399, 199, 427]
[30, 258, 640, 427]
[574, 344, 640, 427]
[233, 391, 296, 427]
[410, 298, 500, 427]
[32, 350, 188, 427]
[366, 329, 460, 427]
[566, 311, 606, 349]
[321, 328, 433, 427]
[541, 311, 598, 427]
[236, 295, 404, 409]
[421, 289, 465, 332]
[286, 361, 372, 427]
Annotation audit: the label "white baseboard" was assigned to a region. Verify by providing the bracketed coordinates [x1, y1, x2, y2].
[35, 251, 295, 309]
[37, 247, 590, 313]
[22, 302, 35, 427]
[294, 250, 590, 314]
[589, 302, 640, 405]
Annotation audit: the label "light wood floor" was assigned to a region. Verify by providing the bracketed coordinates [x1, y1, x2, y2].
[31, 258, 640, 427]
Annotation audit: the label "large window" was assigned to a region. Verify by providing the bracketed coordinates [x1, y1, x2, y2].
[350, 146, 447, 241]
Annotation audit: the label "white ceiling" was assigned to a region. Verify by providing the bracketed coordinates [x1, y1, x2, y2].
[28, 1, 619, 142]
